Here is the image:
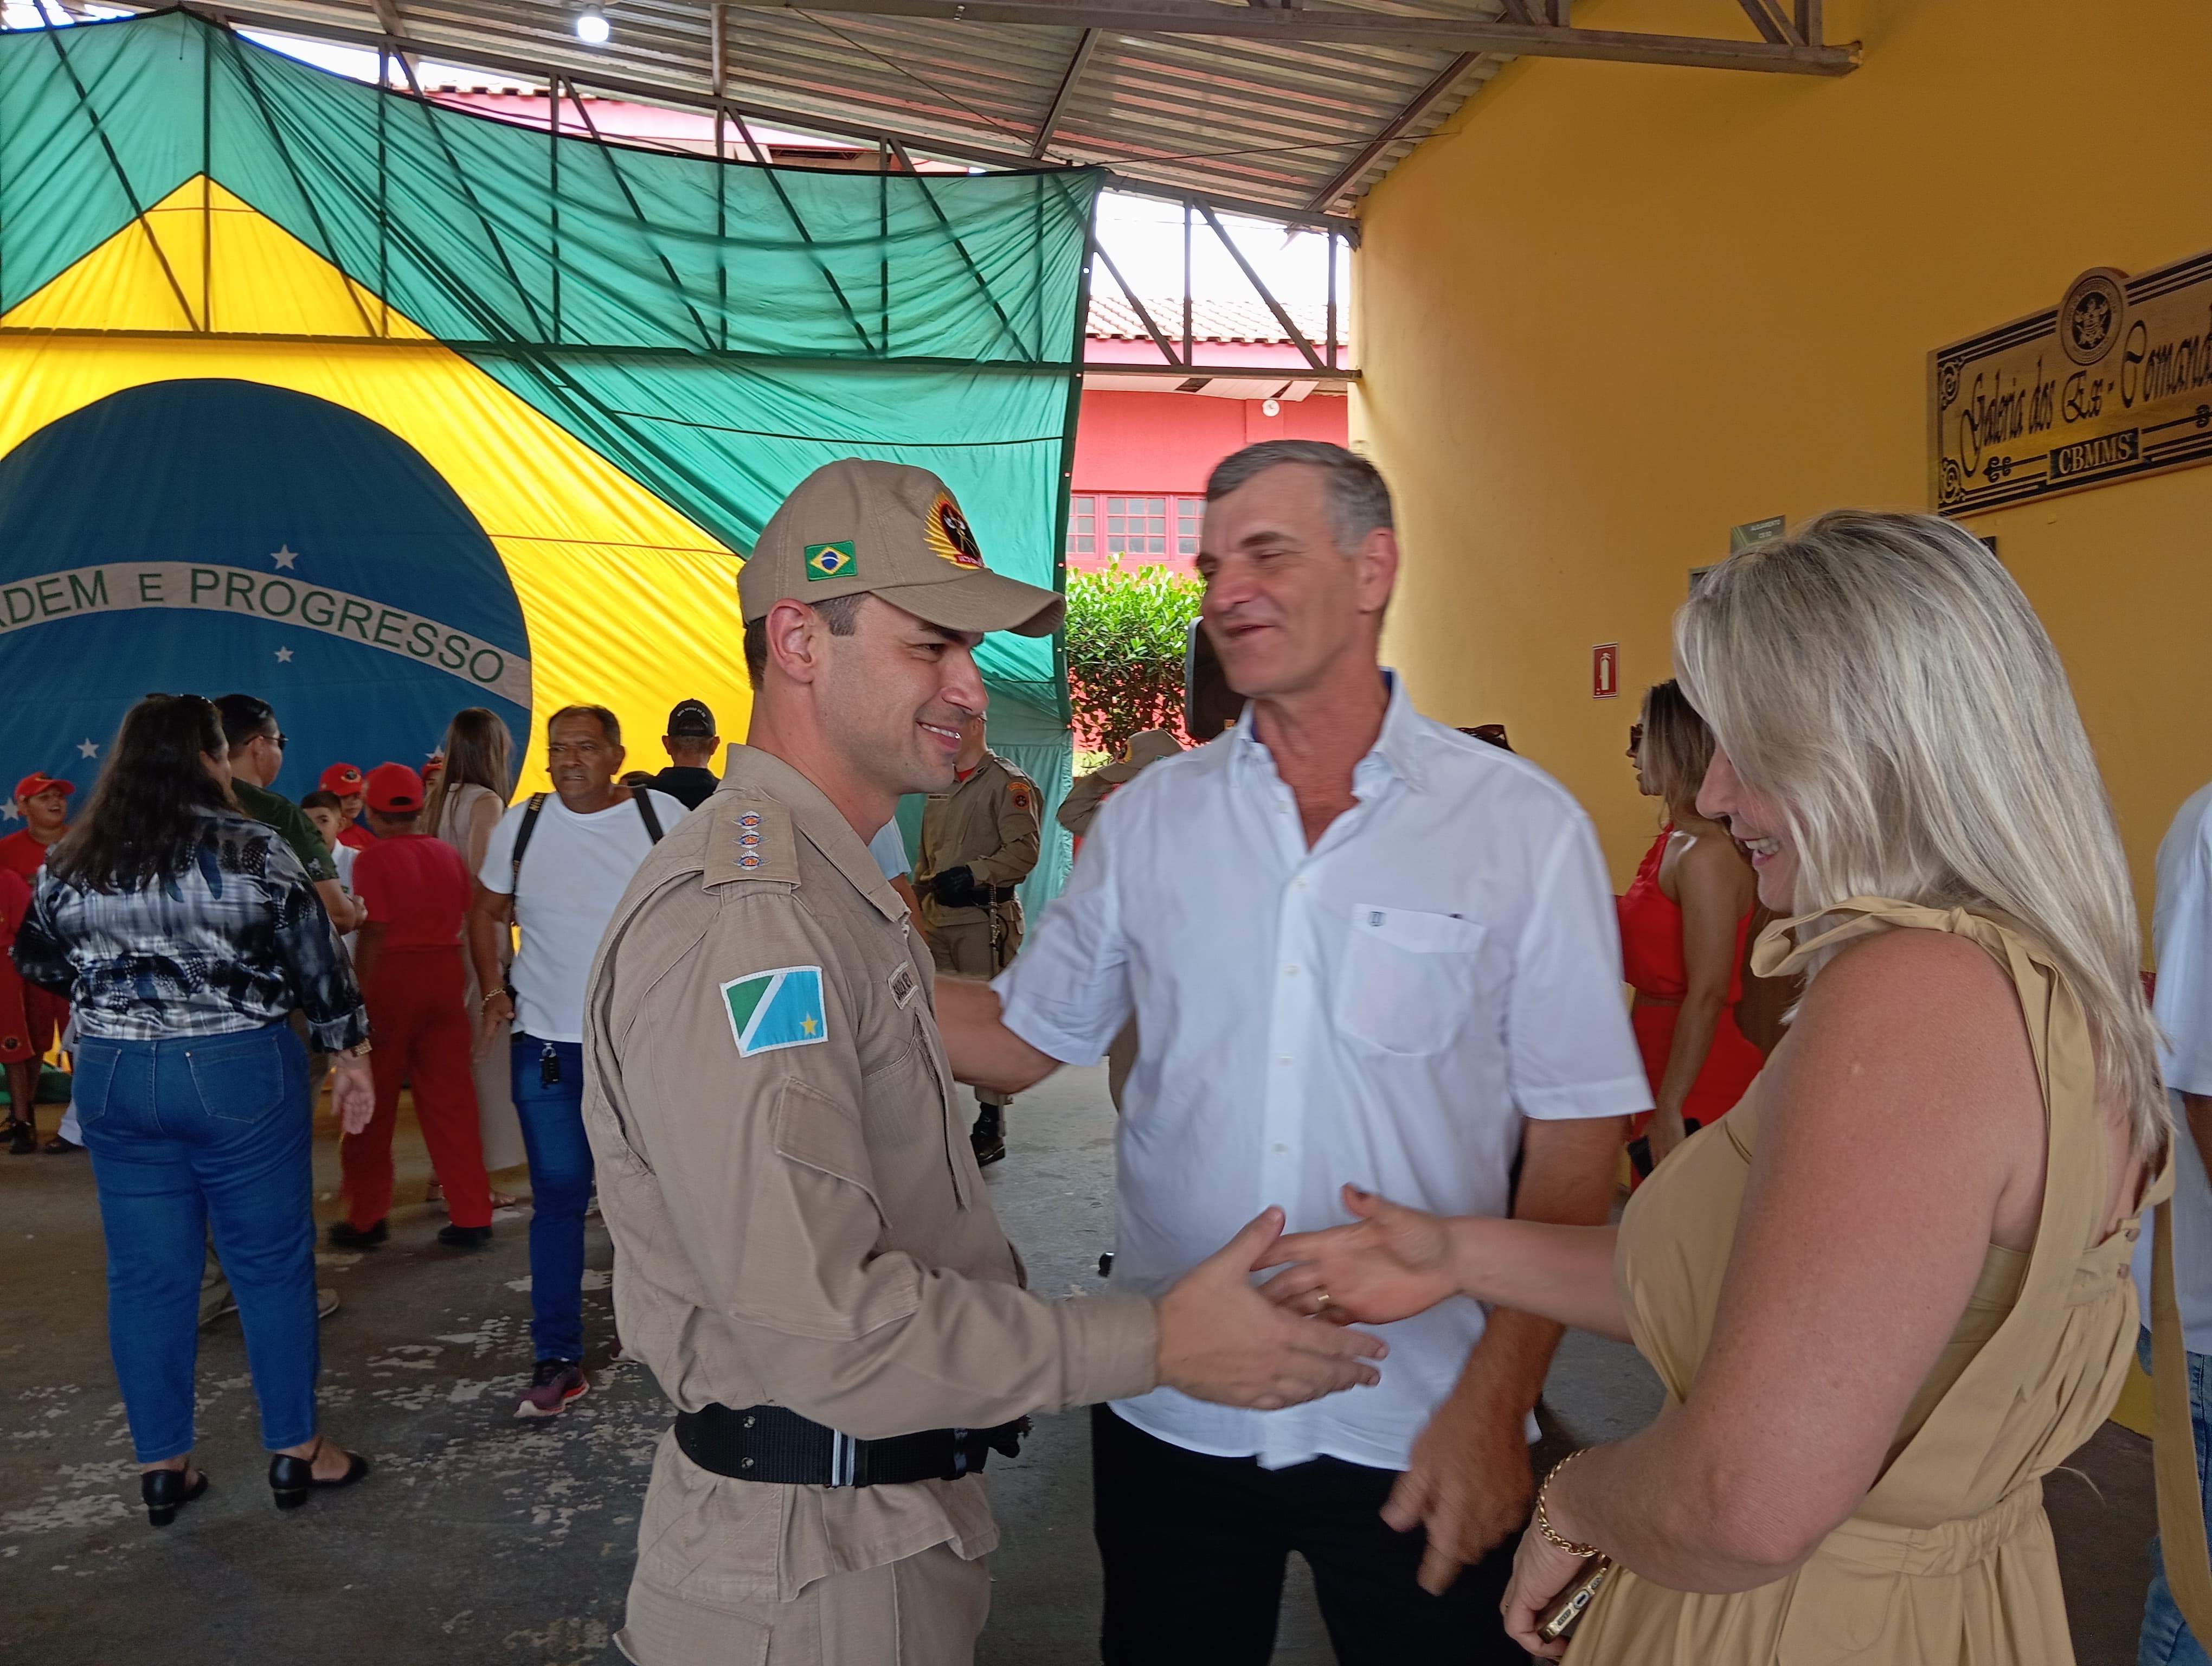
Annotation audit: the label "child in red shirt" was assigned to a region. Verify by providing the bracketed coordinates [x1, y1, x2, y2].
[316, 764, 377, 851]
[332, 764, 494, 1248]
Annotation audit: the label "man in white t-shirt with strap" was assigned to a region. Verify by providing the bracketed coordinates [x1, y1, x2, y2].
[471, 704, 691, 1420]
[2138, 784, 2212, 1665]
[938, 441, 1647, 1664]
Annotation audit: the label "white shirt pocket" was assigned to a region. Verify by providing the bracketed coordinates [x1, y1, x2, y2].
[1333, 905, 1488, 1056]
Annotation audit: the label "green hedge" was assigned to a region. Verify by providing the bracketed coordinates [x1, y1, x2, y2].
[1064, 562, 1203, 755]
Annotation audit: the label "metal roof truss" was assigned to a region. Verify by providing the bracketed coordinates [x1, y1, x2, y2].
[159, 0, 1855, 228]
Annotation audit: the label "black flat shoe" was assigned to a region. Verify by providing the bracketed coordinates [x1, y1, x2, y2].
[42, 1133, 81, 1155]
[268, 1439, 369, 1510]
[142, 1466, 208, 1528]
[435, 1223, 492, 1250]
[7, 1120, 34, 1156]
[325, 1219, 387, 1250]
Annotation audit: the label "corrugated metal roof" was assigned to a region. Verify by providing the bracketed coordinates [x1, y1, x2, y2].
[1088, 292, 1329, 345]
[180, 0, 1513, 218]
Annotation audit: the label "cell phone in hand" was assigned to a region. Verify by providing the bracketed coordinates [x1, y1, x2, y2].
[1626, 1117, 1701, 1181]
[1536, 1556, 1613, 1644]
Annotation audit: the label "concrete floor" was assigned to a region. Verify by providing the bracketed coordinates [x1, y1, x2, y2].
[0, 1065, 2166, 1664]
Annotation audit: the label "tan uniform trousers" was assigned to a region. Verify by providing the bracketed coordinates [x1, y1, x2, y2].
[619, 1540, 989, 1666]
[928, 912, 1021, 1110]
[617, 1438, 993, 1666]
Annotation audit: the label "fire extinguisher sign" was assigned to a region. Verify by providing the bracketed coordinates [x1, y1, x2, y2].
[1592, 643, 1620, 700]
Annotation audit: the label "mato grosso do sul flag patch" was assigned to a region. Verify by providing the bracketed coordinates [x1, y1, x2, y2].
[722, 966, 829, 1057]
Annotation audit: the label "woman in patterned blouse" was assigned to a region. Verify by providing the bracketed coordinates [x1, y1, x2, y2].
[17, 694, 378, 1527]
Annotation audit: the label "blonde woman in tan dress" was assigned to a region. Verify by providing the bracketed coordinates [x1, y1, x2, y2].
[1266, 510, 2171, 1664]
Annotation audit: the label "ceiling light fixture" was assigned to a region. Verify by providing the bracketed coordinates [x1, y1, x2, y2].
[574, 9, 609, 44]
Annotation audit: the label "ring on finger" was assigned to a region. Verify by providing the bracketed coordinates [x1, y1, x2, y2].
[1312, 1289, 1334, 1315]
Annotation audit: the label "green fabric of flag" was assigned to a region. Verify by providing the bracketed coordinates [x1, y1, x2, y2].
[0, 8, 1091, 906]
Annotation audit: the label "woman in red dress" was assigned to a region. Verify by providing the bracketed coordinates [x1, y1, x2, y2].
[1618, 680, 1763, 1172]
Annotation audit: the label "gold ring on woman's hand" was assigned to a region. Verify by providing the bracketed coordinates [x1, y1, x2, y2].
[1312, 1289, 1334, 1315]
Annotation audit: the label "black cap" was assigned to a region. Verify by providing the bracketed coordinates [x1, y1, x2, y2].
[666, 699, 717, 738]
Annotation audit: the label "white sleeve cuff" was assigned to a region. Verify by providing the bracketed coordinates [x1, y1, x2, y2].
[992, 970, 1110, 1067]
[1515, 1073, 1655, 1121]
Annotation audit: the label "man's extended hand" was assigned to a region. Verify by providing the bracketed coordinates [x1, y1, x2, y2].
[1158, 1208, 1388, 1409]
[1385, 1378, 1535, 1593]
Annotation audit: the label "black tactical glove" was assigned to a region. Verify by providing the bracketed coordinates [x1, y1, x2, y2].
[930, 864, 983, 908]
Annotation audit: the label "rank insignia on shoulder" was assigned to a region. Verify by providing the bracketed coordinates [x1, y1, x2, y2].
[723, 965, 828, 1056]
[888, 961, 919, 1010]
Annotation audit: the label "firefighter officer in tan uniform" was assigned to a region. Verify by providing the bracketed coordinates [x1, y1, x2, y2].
[917, 717, 1039, 1165]
[580, 458, 1386, 1666]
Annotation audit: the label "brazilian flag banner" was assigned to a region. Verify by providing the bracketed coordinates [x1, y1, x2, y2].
[0, 8, 1091, 910]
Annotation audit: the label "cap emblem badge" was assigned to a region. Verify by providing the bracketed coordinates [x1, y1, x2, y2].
[924, 491, 984, 569]
[805, 541, 856, 581]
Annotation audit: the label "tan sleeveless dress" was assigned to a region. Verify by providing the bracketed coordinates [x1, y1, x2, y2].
[1568, 899, 2171, 1665]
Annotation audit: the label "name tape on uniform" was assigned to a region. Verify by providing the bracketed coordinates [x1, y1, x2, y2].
[723, 965, 828, 1057]
[888, 961, 919, 1009]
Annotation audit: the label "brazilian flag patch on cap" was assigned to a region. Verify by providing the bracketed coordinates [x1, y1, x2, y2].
[722, 966, 829, 1057]
[804, 541, 856, 581]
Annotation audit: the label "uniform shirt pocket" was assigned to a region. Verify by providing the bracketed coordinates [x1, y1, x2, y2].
[1333, 905, 1488, 1056]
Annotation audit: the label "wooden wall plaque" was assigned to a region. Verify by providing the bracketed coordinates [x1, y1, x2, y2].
[1931, 254, 2212, 515]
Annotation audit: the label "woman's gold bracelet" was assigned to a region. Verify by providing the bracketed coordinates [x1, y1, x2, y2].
[1534, 1449, 1602, 1559]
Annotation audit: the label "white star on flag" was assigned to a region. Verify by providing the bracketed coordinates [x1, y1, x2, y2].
[1, 801, 17, 823]
[275, 646, 294, 663]
[76, 738, 99, 759]
[271, 546, 300, 571]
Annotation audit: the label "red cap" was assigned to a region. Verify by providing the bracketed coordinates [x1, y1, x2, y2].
[319, 762, 365, 795]
[363, 762, 425, 814]
[15, 773, 73, 805]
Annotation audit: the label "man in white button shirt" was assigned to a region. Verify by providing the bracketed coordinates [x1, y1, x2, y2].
[939, 440, 1647, 1663]
[2136, 783, 2212, 1666]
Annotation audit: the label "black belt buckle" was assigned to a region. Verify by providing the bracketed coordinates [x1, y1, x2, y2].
[947, 1415, 1030, 1477]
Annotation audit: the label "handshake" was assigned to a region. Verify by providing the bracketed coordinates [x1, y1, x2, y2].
[1145, 1189, 1450, 1408]
[1151, 1189, 1457, 1410]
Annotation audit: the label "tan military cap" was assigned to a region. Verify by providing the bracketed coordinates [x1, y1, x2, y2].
[740, 459, 1064, 637]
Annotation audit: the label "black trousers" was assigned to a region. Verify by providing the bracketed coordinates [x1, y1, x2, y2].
[1091, 1404, 1526, 1666]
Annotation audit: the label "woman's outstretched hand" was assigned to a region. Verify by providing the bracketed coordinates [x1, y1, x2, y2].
[1258, 1183, 1464, 1325]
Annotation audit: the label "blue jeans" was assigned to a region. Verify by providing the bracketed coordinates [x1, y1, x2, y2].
[2139, 1327, 2212, 1665]
[512, 1034, 594, 1362]
[73, 1023, 318, 1462]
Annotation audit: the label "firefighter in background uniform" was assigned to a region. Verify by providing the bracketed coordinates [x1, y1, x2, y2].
[918, 715, 1039, 1166]
[1056, 728, 1184, 850]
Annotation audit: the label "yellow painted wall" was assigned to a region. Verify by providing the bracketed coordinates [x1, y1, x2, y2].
[1356, 0, 2212, 942]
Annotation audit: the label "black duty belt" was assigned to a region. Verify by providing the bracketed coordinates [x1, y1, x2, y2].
[927, 881, 1019, 905]
[673, 1402, 1030, 1488]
